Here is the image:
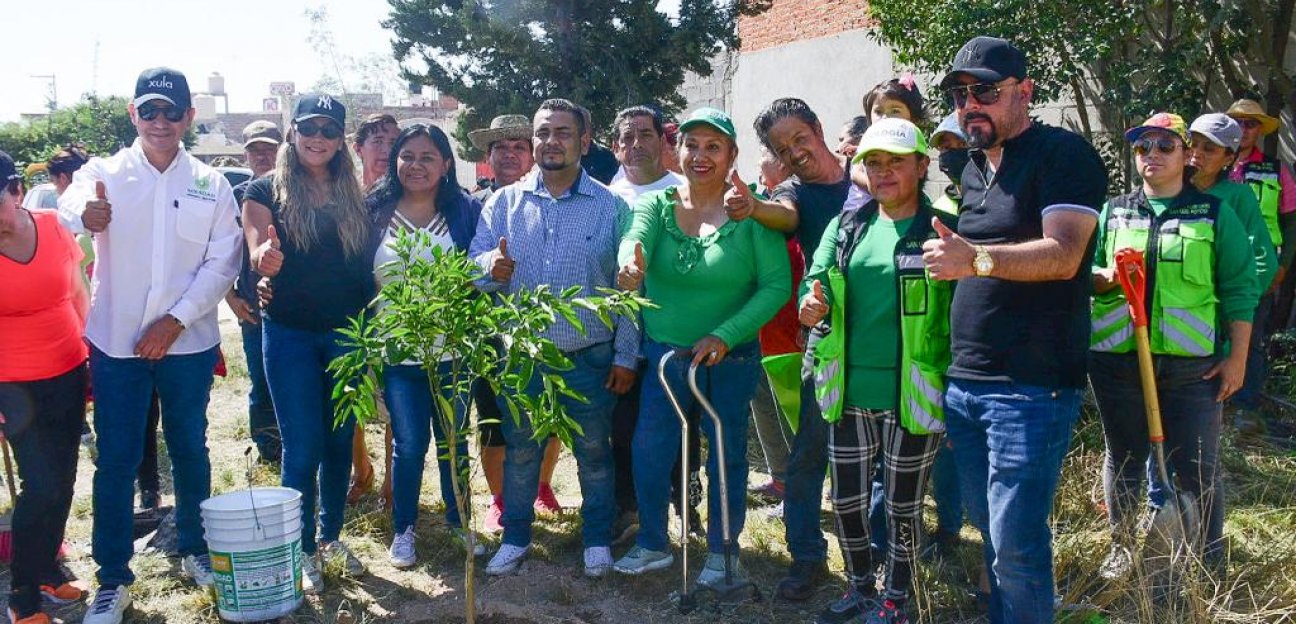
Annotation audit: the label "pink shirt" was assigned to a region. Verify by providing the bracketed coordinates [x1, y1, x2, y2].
[0, 210, 87, 382]
[1229, 148, 1296, 214]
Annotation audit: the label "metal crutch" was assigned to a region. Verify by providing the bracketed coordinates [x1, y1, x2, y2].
[657, 350, 697, 613]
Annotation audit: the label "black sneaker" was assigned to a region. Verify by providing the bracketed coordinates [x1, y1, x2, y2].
[815, 588, 875, 624]
[919, 530, 961, 562]
[138, 490, 160, 511]
[776, 559, 826, 601]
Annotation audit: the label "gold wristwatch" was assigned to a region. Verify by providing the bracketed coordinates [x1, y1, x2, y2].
[973, 245, 994, 277]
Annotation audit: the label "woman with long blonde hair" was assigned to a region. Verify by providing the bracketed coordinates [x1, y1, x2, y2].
[242, 94, 375, 593]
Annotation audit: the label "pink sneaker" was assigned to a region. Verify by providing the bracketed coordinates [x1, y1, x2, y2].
[534, 482, 562, 515]
[484, 495, 504, 534]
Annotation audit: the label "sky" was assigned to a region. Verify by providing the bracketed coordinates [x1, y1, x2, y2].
[0, 0, 397, 122]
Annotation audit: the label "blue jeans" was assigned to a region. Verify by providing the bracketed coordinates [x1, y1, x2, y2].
[241, 322, 280, 461]
[945, 378, 1081, 624]
[634, 340, 761, 554]
[90, 345, 217, 587]
[784, 370, 830, 563]
[262, 319, 357, 555]
[930, 441, 964, 535]
[500, 341, 617, 547]
[385, 362, 469, 532]
[1232, 291, 1272, 410]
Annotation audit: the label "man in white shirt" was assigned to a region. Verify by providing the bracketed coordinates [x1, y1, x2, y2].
[607, 106, 685, 207]
[59, 67, 241, 624]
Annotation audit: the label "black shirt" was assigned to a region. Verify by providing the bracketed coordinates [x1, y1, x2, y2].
[243, 176, 376, 332]
[772, 169, 851, 265]
[231, 179, 260, 316]
[950, 122, 1108, 388]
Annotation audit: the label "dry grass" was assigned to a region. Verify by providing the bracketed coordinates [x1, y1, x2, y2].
[2, 315, 1294, 622]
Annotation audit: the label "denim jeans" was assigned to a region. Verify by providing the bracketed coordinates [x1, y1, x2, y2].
[500, 341, 617, 548]
[633, 339, 761, 554]
[945, 378, 1081, 624]
[784, 370, 830, 563]
[1090, 352, 1223, 557]
[90, 345, 217, 587]
[1232, 291, 1272, 410]
[750, 370, 792, 482]
[868, 460, 886, 552]
[384, 362, 469, 532]
[262, 319, 357, 555]
[242, 321, 280, 461]
[930, 441, 965, 535]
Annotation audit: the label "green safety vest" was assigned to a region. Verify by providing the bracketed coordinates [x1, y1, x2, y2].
[1241, 158, 1282, 247]
[1090, 189, 1222, 357]
[809, 199, 954, 434]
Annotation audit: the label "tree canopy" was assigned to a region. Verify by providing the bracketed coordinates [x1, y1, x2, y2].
[384, 0, 769, 158]
[0, 95, 138, 175]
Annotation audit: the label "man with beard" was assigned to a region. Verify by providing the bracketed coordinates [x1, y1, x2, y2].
[921, 37, 1107, 623]
[471, 99, 639, 578]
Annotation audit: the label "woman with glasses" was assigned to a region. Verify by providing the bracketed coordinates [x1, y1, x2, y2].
[367, 124, 485, 567]
[242, 94, 375, 591]
[1089, 113, 1258, 579]
[611, 108, 790, 589]
[800, 119, 955, 624]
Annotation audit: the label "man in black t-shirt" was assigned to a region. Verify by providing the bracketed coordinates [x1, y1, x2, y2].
[921, 37, 1107, 624]
[739, 98, 850, 601]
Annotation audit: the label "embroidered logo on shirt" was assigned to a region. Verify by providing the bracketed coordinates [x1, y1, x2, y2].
[184, 174, 218, 201]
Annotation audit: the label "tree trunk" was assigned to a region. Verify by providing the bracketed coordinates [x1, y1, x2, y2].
[1057, 45, 1093, 141]
[1265, 0, 1295, 155]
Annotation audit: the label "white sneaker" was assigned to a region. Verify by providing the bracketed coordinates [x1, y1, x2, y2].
[453, 528, 487, 557]
[82, 585, 131, 624]
[485, 543, 530, 576]
[320, 540, 367, 576]
[389, 527, 417, 569]
[181, 553, 215, 587]
[613, 546, 674, 575]
[301, 553, 323, 595]
[583, 546, 613, 578]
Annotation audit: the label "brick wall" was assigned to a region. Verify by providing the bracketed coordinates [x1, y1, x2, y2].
[738, 0, 873, 53]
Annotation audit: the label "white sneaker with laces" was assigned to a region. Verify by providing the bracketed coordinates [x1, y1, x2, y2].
[584, 546, 613, 578]
[82, 585, 131, 624]
[320, 540, 367, 576]
[485, 543, 531, 576]
[182, 553, 215, 587]
[389, 526, 417, 569]
[301, 553, 323, 595]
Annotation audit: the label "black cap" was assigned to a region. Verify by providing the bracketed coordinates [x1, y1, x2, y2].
[0, 151, 18, 185]
[292, 94, 346, 128]
[134, 67, 192, 110]
[939, 37, 1028, 89]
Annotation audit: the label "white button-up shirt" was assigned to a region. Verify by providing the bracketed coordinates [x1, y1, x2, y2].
[58, 139, 241, 358]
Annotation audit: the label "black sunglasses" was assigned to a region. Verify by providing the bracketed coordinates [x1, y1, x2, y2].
[1132, 136, 1180, 155]
[1237, 118, 1262, 130]
[296, 122, 344, 140]
[137, 103, 187, 123]
[947, 81, 1015, 108]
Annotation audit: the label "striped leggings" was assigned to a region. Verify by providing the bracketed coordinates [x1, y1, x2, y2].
[829, 407, 942, 602]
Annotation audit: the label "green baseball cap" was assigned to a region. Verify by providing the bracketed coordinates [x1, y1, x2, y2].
[851, 118, 929, 163]
[678, 107, 736, 139]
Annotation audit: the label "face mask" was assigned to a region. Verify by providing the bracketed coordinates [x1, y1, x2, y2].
[939, 149, 970, 181]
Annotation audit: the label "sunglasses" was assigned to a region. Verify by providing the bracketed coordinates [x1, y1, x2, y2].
[1237, 118, 1262, 130]
[296, 122, 344, 140]
[1132, 136, 1180, 155]
[947, 81, 1015, 108]
[137, 103, 187, 123]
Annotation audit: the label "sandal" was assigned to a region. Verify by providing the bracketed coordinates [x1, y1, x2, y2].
[347, 464, 375, 504]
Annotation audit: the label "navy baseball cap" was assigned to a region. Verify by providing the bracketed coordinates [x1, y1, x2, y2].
[293, 94, 346, 128]
[940, 37, 1028, 89]
[0, 151, 19, 185]
[134, 67, 192, 110]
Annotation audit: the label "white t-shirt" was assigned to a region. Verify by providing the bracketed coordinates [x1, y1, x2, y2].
[607, 170, 685, 208]
[374, 210, 456, 363]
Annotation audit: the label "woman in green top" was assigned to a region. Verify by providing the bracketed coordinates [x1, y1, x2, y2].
[1090, 113, 1257, 579]
[799, 118, 954, 624]
[610, 108, 790, 589]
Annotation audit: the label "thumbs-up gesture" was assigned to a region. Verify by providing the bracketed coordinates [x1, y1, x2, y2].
[921, 217, 974, 281]
[255, 224, 284, 277]
[490, 237, 516, 283]
[723, 171, 757, 221]
[618, 241, 646, 291]
[799, 279, 830, 327]
[83, 181, 112, 233]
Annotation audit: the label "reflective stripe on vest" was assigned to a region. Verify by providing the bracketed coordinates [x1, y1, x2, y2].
[812, 267, 848, 424]
[904, 363, 946, 434]
[1243, 161, 1282, 246]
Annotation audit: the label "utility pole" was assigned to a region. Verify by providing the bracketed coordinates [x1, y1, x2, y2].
[30, 74, 57, 130]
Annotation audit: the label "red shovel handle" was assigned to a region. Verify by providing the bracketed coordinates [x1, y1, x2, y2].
[1113, 248, 1149, 328]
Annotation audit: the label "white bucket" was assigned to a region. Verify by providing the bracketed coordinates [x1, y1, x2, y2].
[200, 487, 304, 622]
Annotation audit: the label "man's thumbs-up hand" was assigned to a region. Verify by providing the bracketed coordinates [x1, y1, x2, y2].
[723, 171, 758, 221]
[922, 216, 974, 281]
[490, 237, 516, 283]
[83, 180, 112, 233]
[799, 279, 830, 327]
[255, 224, 285, 277]
[617, 241, 647, 291]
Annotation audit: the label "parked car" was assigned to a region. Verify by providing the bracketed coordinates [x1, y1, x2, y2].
[218, 166, 253, 189]
[21, 183, 58, 210]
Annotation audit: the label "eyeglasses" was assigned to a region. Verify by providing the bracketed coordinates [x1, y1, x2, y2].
[1237, 118, 1262, 130]
[947, 81, 1016, 108]
[296, 122, 344, 140]
[1132, 136, 1180, 155]
[137, 103, 187, 123]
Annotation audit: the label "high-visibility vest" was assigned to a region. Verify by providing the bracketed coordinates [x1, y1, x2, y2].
[1091, 189, 1222, 357]
[810, 198, 954, 434]
[1241, 158, 1282, 247]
